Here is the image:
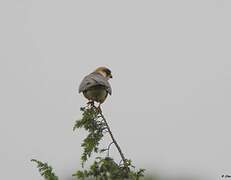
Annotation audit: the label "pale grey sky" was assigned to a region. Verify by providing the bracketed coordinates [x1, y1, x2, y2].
[0, 0, 231, 180]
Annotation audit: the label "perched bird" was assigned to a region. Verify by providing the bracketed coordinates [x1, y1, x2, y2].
[79, 67, 112, 106]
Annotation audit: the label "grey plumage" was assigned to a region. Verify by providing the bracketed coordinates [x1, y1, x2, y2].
[79, 72, 112, 95]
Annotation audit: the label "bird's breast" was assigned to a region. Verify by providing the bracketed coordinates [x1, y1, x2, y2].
[83, 86, 108, 103]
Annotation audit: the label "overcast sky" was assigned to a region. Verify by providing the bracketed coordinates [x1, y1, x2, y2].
[0, 0, 231, 179]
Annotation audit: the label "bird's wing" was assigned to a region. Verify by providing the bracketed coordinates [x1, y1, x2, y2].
[78, 72, 112, 95]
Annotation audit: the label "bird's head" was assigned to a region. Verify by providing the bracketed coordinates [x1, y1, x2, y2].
[94, 67, 113, 80]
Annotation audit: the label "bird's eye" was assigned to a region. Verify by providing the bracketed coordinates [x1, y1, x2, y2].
[104, 69, 111, 76]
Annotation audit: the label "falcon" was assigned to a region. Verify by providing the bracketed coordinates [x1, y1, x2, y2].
[79, 67, 112, 106]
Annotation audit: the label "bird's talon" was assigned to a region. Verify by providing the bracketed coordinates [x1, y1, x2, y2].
[97, 105, 102, 113]
[87, 101, 94, 107]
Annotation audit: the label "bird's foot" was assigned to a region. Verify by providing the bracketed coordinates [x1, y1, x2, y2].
[87, 101, 95, 107]
[96, 104, 102, 113]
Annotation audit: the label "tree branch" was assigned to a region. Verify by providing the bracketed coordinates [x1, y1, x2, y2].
[98, 108, 128, 167]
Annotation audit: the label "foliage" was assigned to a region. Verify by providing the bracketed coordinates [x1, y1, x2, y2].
[73, 107, 106, 166]
[32, 105, 145, 180]
[73, 157, 145, 180]
[73, 106, 145, 180]
[31, 159, 58, 180]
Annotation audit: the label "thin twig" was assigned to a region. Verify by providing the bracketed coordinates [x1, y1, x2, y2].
[107, 142, 114, 157]
[98, 108, 128, 167]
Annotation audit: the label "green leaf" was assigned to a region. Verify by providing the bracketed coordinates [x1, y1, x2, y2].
[31, 159, 59, 180]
